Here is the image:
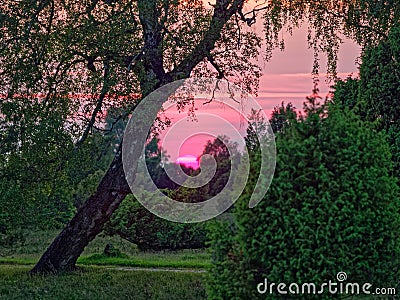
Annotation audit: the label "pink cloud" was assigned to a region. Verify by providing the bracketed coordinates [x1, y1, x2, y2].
[158, 21, 361, 162]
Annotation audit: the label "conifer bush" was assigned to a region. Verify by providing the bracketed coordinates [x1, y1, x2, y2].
[207, 103, 399, 299]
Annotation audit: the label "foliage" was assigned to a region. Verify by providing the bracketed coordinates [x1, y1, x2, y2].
[261, 0, 400, 76]
[78, 251, 211, 269]
[359, 24, 400, 130]
[104, 134, 209, 251]
[358, 24, 400, 178]
[73, 169, 105, 209]
[144, 135, 181, 191]
[0, 112, 117, 241]
[269, 102, 297, 134]
[0, 92, 76, 236]
[102, 243, 127, 258]
[333, 24, 400, 179]
[0, 228, 25, 256]
[387, 124, 400, 178]
[173, 136, 240, 203]
[206, 216, 242, 300]
[332, 76, 360, 112]
[105, 195, 207, 251]
[208, 101, 400, 299]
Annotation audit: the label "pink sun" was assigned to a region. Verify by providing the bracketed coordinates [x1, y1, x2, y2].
[176, 154, 200, 169]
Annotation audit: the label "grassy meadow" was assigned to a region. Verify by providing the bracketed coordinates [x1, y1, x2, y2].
[0, 230, 209, 299]
[0, 265, 206, 300]
[0, 230, 210, 268]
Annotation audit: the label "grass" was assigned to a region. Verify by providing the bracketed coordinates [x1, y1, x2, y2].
[1, 229, 140, 259]
[0, 253, 211, 269]
[0, 230, 210, 299]
[78, 252, 212, 269]
[0, 265, 206, 300]
[0, 229, 211, 270]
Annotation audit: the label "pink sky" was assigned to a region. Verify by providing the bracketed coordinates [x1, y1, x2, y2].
[160, 24, 361, 164]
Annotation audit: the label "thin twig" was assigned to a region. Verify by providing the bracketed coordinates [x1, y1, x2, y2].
[74, 59, 111, 150]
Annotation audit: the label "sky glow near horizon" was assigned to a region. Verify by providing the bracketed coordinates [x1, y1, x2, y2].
[160, 21, 361, 166]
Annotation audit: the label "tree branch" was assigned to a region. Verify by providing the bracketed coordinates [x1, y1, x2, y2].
[169, 0, 246, 80]
[74, 60, 110, 150]
[207, 54, 225, 79]
[137, 0, 165, 91]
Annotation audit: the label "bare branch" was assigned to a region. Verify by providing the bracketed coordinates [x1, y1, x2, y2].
[74, 60, 111, 150]
[169, 0, 246, 80]
[235, 13, 242, 49]
[237, 6, 257, 26]
[207, 54, 225, 79]
[126, 46, 145, 72]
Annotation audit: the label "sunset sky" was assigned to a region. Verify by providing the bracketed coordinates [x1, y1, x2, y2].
[160, 23, 361, 165]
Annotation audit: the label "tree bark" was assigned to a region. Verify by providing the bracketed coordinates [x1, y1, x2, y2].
[30, 0, 245, 275]
[30, 146, 130, 274]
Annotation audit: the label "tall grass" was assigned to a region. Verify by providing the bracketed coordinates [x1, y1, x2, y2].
[0, 265, 206, 300]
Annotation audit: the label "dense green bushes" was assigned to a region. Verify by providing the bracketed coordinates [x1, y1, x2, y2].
[358, 24, 400, 179]
[207, 28, 400, 299]
[105, 195, 207, 251]
[334, 24, 400, 179]
[207, 102, 400, 299]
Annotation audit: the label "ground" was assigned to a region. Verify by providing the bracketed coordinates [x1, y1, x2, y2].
[0, 230, 209, 299]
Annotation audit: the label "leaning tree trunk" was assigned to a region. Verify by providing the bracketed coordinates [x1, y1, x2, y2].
[30, 0, 244, 274]
[30, 85, 169, 274]
[30, 0, 166, 275]
[30, 146, 131, 274]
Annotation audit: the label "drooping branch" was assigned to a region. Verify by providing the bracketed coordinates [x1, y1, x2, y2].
[322, 8, 389, 41]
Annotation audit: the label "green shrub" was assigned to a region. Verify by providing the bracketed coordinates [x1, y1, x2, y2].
[105, 195, 207, 251]
[207, 103, 400, 299]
